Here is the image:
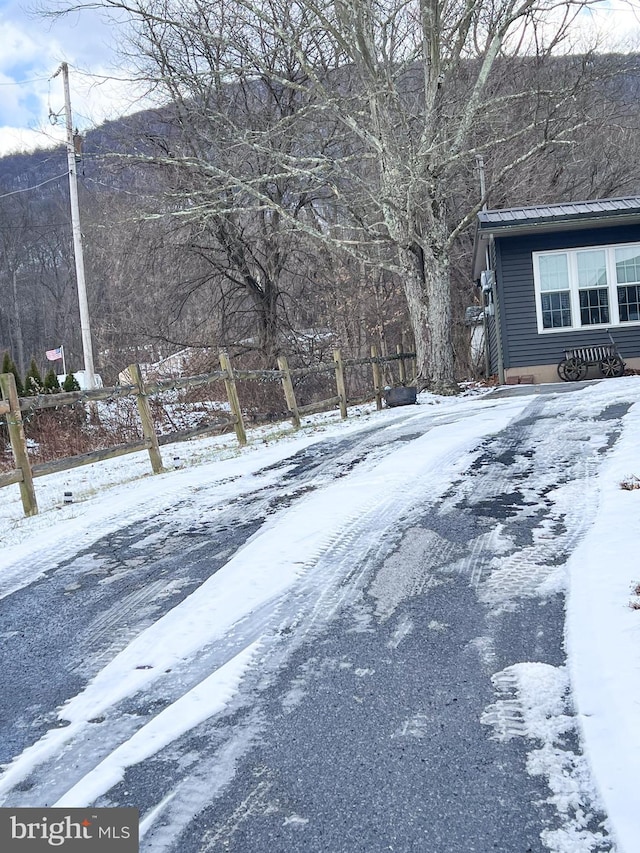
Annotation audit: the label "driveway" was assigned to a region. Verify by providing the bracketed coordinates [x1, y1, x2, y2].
[0, 383, 632, 852]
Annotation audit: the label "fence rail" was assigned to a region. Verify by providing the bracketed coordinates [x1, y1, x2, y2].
[17, 384, 137, 412]
[31, 439, 153, 478]
[1, 347, 416, 518]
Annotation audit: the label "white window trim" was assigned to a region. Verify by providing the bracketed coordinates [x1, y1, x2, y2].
[532, 241, 640, 334]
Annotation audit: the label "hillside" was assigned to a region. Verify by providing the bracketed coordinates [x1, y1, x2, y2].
[1, 53, 640, 384]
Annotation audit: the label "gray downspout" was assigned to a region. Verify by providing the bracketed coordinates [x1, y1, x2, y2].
[482, 294, 491, 377]
[489, 235, 505, 385]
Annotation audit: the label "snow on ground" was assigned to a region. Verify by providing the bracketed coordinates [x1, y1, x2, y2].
[1, 382, 640, 852]
[564, 395, 640, 853]
[1, 390, 526, 803]
[0, 401, 404, 595]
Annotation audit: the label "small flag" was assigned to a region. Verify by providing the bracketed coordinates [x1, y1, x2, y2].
[46, 347, 63, 361]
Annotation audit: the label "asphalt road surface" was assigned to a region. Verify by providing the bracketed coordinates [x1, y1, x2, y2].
[0, 388, 629, 852]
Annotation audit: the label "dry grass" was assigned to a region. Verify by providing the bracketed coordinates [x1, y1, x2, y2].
[22, 405, 142, 466]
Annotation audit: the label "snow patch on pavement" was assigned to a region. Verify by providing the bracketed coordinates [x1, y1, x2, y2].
[54, 641, 261, 807]
[482, 663, 613, 853]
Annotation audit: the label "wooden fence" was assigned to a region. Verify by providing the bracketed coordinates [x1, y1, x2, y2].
[1, 346, 415, 518]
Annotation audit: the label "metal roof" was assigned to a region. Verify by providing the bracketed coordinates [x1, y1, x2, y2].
[472, 196, 640, 280]
[477, 196, 640, 231]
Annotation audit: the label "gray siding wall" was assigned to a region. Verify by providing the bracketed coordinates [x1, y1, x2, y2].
[495, 224, 640, 368]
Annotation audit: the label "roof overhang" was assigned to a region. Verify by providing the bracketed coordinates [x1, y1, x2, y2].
[471, 197, 640, 280]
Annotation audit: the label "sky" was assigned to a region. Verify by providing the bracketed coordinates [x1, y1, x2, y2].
[0, 382, 639, 852]
[0, 0, 148, 156]
[1, 0, 640, 158]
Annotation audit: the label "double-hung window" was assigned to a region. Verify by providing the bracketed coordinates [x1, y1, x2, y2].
[616, 246, 640, 322]
[538, 254, 571, 329]
[577, 250, 609, 326]
[533, 242, 640, 332]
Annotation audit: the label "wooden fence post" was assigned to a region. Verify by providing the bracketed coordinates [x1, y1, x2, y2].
[333, 349, 348, 419]
[128, 363, 164, 474]
[277, 355, 301, 428]
[0, 372, 38, 516]
[371, 344, 383, 410]
[219, 350, 247, 446]
[397, 343, 407, 384]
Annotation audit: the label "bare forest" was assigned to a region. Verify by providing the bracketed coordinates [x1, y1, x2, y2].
[2, 0, 640, 391]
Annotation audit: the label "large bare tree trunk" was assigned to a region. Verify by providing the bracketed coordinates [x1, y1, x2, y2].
[398, 246, 430, 386]
[398, 243, 457, 394]
[252, 278, 281, 365]
[423, 248, 457, 395]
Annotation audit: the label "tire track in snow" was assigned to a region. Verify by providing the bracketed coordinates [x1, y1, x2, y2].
[0, 415, 437, 770]
[0, 398, 527, 827]
[131, 402, 531, 850]
[449, 402, 614, 607]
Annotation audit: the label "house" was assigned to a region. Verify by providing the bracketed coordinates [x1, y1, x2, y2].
[472, 196, 640, 384]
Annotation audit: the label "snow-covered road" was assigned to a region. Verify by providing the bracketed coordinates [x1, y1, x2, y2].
[1, 381, 639, 853]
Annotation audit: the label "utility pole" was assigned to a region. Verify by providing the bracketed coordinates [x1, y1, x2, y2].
[53, 62, 96, 389]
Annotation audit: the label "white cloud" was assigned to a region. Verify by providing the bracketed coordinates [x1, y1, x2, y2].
[0, 18, 41, 65]
[0, 2, 143, 155]
[0, 125, 64, 156]
[584, 1, 640, 50]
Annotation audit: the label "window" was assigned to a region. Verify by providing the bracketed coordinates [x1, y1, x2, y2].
[533, 242, 640, 333]
[538, 254, 571, 329]
[577, 250, 609, 325]
[616, 246, 640, 322]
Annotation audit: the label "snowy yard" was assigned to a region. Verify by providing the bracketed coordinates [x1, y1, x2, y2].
[1, 380, 639, 853]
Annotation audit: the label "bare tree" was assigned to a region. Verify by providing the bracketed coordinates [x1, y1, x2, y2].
[85, 3, 348, 366]
[45, 0, 639, 389]
[0, 174, 80, 375]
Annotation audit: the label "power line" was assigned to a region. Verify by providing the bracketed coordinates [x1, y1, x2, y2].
[0, 223, 71, 230]
[0, 76, 51, 87]
[0, 171, 69, 200]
